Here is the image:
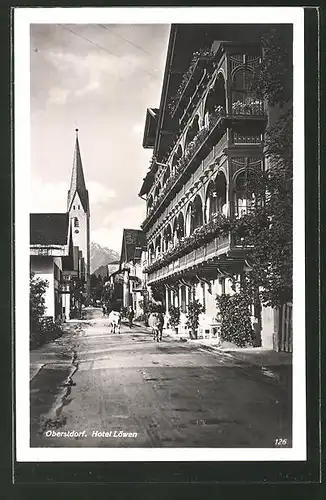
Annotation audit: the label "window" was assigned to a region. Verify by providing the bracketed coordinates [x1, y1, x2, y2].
[78, 205, 80, 210]
[74, 217, 79, 228]
[73, 205, 75, 210]
[234, 171, 256, 217]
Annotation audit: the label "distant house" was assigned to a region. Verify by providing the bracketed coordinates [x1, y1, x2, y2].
[119, 228, 147, 317]
[107, 260, 120, 278]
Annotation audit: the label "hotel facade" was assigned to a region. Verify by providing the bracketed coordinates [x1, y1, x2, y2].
[139, 25, 292, 349]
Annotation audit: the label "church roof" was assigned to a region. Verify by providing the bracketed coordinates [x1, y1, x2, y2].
[67, 130, 89, 214]
[30, 213, 69, 246]
[120, 228, 146, 264]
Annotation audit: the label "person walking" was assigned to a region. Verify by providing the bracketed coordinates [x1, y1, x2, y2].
[127, 305, 134, 328]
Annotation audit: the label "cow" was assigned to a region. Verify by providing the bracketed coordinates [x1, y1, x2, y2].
[108, 310, 121, 334]
[148, 312, 164, 342]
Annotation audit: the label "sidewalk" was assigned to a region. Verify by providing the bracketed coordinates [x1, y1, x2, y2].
[163, 328, 292, 368]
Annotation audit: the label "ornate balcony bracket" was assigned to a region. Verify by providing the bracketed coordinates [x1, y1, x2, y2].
[166, 283, 179, 292]
[196, 274, 212, 294]
[179, 278, 194, 289]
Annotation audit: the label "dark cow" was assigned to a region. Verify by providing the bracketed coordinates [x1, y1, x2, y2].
[148, 312, 164, 342]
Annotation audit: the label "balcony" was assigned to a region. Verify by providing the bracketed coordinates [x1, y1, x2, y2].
[146, 234, 230, 284]
[145, 210, 256, 280]
[143, 102, 266, 230]
[168, 48, 216, 119]
[143, 108, 226, 229]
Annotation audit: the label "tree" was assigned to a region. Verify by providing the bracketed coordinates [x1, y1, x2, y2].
[30, 271, 49, 330]
[90, 273, 104, 303]
[237, 27, 293, 308]
[250, 27, 293, 106]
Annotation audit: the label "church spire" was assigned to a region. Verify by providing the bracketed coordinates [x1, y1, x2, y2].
[67, 129, 89, 214]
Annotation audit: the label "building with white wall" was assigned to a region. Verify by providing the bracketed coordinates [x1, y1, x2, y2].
[30, 213, 73, 320]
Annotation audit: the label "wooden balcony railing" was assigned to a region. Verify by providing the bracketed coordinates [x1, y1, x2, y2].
[147, 234, 230, 283]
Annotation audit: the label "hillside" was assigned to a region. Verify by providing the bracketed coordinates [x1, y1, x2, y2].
[90, 242, 119, 274]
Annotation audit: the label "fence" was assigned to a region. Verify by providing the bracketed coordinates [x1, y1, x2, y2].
[275, 302, 293, 353]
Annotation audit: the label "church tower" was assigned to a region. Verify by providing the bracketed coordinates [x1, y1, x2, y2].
[67, 129, 90, 296]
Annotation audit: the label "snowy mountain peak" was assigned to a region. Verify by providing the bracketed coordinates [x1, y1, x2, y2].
[90, 241, 119, 273]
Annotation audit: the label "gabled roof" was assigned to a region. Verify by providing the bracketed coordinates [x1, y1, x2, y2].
[120, 229, 146, 264]
[67, 130, 90, 214]
[30, 213, 69, 246]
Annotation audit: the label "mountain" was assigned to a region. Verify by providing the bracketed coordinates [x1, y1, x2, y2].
[90, 242, 119, 274]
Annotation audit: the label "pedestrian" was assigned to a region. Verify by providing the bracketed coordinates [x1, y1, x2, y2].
[102, 303, 107, 317]
[127, 305, 134, 328]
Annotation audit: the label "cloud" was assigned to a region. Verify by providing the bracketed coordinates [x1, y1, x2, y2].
[103, 204, 145, 228]
[131, 122, 144, 135]
[91, 227, 123, 253]
[43, 49, 146, 105]
[48, 87, 71, 105]
[92, 204, 145, 251]
[75, 80, 100, 97]
[30, 178, 68, 213]
[88, 181, 116, 205]
[30, 178, 116, 213]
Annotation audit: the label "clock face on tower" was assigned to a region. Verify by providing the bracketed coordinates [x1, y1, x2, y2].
[74, 229, 79, 234]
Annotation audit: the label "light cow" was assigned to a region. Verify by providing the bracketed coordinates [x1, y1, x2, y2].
[148, 312, 164, 342]
[108, 310, 121, 334]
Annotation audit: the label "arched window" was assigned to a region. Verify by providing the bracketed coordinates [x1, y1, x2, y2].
[185, 115, 200, 150]
[74, 217, 79, 228]
[185, 203, 193, 237]
[163, 166, 171, 186]
[231, 68, 258, 114]
[234, 170, 256, 217]
[154, 183, 161, 201]
[205, 181, 216, 222]
[155, 235, 162, 257]
[193, 195, 203, 230]
[204, 73, 226, 126]
[163, 224, 173, 252]
[148, 243, 155, 264]
[172, 144, 183, 173]
[147, 195, 153, 214]
[173, 213, 185, 244]
[206, 173, 227, 221]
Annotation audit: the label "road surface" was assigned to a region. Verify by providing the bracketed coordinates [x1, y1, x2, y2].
[30, 308, 292, 448]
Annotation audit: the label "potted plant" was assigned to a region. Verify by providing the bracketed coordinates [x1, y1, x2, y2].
[168, 304, 180, 334]
[186, 299, 206, 339]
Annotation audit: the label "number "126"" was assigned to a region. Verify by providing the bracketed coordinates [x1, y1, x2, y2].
[275, 438, 288, 446]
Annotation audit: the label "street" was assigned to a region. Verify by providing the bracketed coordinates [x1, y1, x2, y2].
[30, 308, 292, 448]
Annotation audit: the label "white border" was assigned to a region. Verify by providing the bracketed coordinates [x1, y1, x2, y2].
[15, 7, 306, 462]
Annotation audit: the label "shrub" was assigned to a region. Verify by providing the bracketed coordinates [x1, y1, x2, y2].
[30, 271, 49, 332]
[168, 305, 180, 329]
[186, 299, 205, 339]
[216, 293, 253, 347]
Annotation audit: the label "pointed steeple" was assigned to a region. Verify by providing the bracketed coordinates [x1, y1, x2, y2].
[67, 129, 89, 214]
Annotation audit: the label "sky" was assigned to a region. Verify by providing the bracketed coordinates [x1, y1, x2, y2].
[30, 23, 170, 252]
